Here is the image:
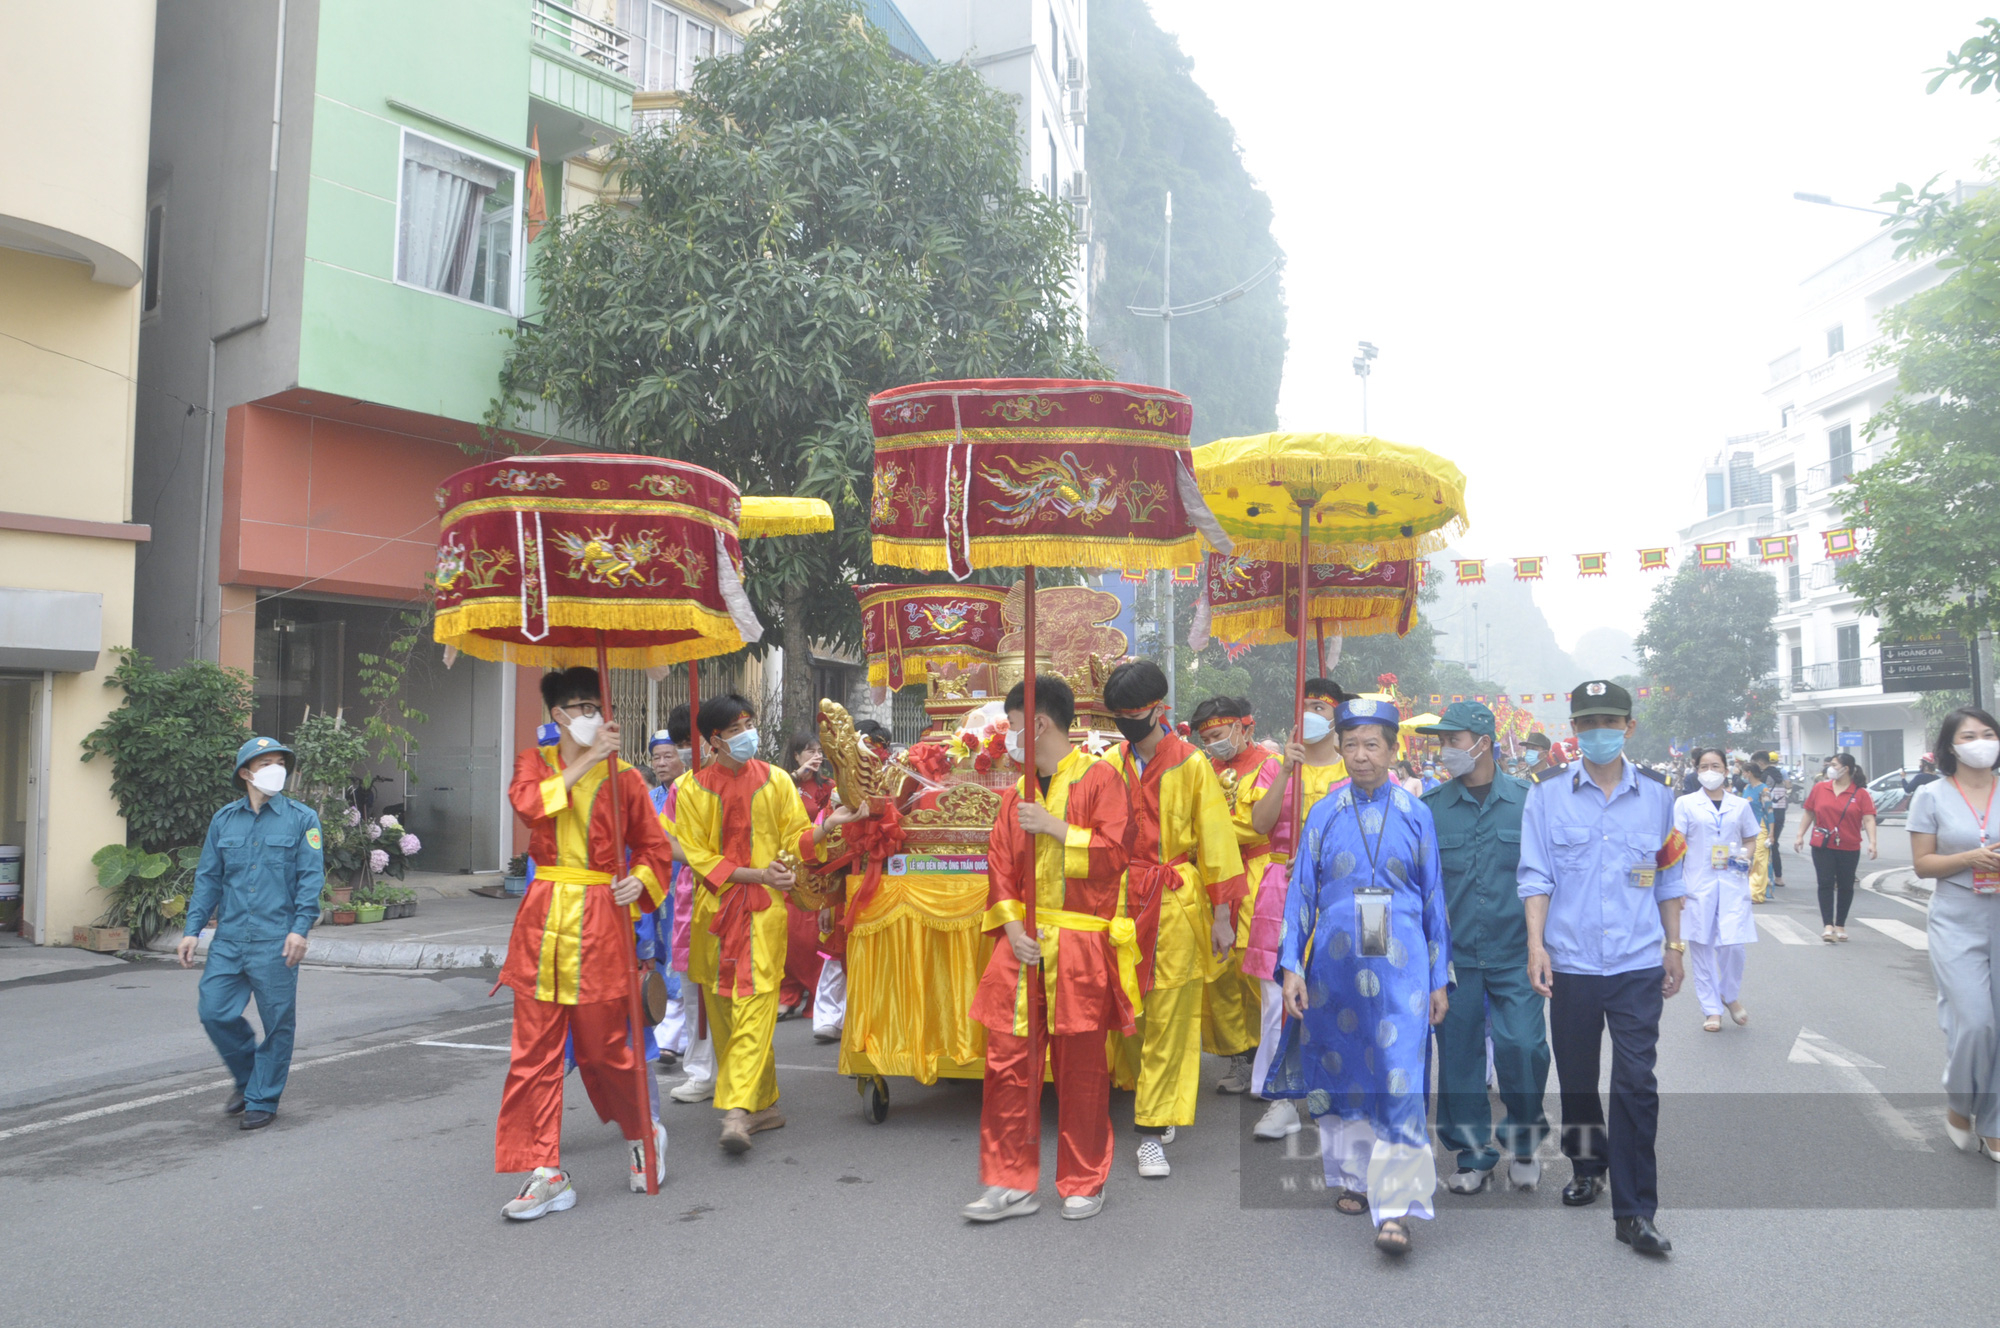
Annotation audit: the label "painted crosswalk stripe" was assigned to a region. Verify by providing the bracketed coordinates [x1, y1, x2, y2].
[1756, 914, 1817, 945]
[414, 1041, 511, 1051]
[1857, 917, 1929, 950]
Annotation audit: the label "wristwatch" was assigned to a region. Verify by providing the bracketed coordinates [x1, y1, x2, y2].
[1664, 940, 1687, 954]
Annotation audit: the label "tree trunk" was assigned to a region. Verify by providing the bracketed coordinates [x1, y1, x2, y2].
[780, 582, 816, 750]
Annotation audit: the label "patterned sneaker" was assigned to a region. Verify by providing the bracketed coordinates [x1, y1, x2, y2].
[629, 1122, 668, 1193]
[1136, 1138, 1170, 1177]
[503, 1168, 575, 1221]
[1161, 1125, 1177, 1145]
[1215, 1054, 1251, 1094]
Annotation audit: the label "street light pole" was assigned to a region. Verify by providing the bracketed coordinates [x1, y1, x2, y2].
[1127, 191, 1282, 716]
[1353, 340, 1378, 434]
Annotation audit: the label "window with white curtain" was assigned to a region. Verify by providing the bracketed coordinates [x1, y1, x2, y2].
[618, 0, 738, 93]
[395, 131, 520, 313]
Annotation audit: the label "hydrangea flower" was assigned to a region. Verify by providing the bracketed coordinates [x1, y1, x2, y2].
[379, 813, 401, 830]
[367, 821, 382, 841]
[369, 848, 390, 873]
[399, 833, 421, 856]
[344, 806, 361, 827]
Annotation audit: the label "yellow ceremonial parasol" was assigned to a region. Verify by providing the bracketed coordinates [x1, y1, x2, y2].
[1191, 432, 1469, 844]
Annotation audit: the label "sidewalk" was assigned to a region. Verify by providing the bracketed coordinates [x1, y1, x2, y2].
[150, 888, 519, 971]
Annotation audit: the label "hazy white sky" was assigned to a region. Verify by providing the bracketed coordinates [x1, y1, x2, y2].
[1140, 0, 1999, 652]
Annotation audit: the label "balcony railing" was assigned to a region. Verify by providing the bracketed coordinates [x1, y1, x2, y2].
[532, 0, 630, 75]
[1805, 454, 1856, 492]
[1787, 659, 1879, 694]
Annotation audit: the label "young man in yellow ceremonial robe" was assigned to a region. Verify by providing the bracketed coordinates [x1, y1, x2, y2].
[1191, 694, 1279, 1093]
[496, 668, 676, 1221]
[672, 692, 862, 1153]
[1104, 662, 1246, 1181]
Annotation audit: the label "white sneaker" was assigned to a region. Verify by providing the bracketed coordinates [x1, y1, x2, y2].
[1253, 1098, 1301, 1139]
[1161, 1125, 1177, 1145]
[502, 1167, 575, 1221]
[1508, 1157, 1542, 1191]
[669, 1076, 714, 1103]
[1445, 1166, 1491, 1195]
[1060, 1191, 1105, 1220]
[629, 1122, 668, 1192]
[1136, 1138, 1170, 1177]
[961, 1185, 1039, 1222]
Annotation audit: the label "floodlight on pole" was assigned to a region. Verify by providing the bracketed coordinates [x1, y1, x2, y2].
[1353, 340, 1378, 433]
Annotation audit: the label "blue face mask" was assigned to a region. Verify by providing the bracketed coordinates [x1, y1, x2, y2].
[1301, 711, 1332, 744]
[1523, 749, 1542, 767]
[1577, 728, 1627, 765]
[726, 728, 760, 763]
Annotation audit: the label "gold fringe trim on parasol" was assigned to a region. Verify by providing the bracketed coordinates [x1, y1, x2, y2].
[1207, 598, 1409, 634]
[872, 532, 1203, 574]
[740, 496, 835, 538]
[1219, 526, 1461, 564]
[435, 597, 743, 670]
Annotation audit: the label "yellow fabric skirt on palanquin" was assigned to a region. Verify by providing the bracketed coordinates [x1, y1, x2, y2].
[838, 872, 993, 1084]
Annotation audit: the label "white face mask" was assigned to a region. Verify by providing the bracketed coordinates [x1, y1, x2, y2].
[1698, 769, 1727, 791]
[249, 764, 288, 795]
[566, 712, 603, 746]
[1955, 738, 2000, 771]
[1300, 711, 1332, 744]
[1825, 765, 1841, 781]
[1006, 725, 1026, 763]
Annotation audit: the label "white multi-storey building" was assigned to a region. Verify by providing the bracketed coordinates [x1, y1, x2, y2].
[1722, 209, 1979, 778]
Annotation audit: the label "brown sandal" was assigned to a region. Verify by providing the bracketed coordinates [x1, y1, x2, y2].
[1374, 1218, 1411, 1254]
[1333, 1189, 1368, 1216]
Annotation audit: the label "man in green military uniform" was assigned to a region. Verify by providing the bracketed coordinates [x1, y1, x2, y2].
[1418, 702, 1551, 1194]
[177, 736, 325, 1130]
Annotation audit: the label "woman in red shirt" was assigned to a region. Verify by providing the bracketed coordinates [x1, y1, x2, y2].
[1794, 753, 1878, 942]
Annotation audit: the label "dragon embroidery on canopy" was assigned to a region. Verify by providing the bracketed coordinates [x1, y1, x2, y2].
[979, 451, 1120, 528]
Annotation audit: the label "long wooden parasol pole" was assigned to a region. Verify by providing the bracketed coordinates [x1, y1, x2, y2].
[597, 632, 660, 1196]
[1290, 499, 1312, 856]
[688, 658, 704, 1045]
[1022, 565, 1038, 939]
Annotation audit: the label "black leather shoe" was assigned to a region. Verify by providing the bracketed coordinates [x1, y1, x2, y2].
[224, 1088, 246, 1116]
[238, 1110, 276, 1131]
[1616, 1215, 1672, 1255]
[1561, 1173, 1605, 1206]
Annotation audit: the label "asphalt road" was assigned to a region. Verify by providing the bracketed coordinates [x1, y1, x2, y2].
[3, 867, 1994, 1328]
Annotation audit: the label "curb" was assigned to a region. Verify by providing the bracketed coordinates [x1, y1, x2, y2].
[150, 931, 506, 971]
[1862, 866, 1931, 906]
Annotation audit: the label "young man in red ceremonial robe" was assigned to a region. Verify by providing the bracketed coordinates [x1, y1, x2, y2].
[961, 676, 1136, 1224]
[496, 667, 675, 1221]
[1103, 662, 1246, 1180]
[1192, 695, 1280, 1093]
[673, 693, 863, 1152]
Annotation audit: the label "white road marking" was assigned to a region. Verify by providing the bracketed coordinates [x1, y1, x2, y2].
[1861, 869, 1931, 914]
[1756, 914, 1817, 945]
[774, 1063, 841, 1074]
[1857, 917, 1930, 950]
[1788, 1028, 1883, 1068]
[1787, 1026, 1931, 1152]
[414, 1040, 511, 1051]
[0, 1017, 514, 1143]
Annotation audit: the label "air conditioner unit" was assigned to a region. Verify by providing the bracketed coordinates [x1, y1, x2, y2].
[1065, 170, 1089, 204]
[1067, 83, 1087, 125]
[1066, 55, 1085, 87]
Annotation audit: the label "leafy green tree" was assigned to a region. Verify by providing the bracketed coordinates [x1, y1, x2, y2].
[80, 649, 254, 853]
[491, 0, 1100, 734]
[1632, 564, 1779, 748]
[1087, 0, 1287, 442]
[1838, 22, 2000, 640]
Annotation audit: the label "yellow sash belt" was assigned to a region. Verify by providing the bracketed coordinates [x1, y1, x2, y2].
[537, 865, 614, 886]
[1035, 907, 1143, 1018]
[531, 865, 614, 1003]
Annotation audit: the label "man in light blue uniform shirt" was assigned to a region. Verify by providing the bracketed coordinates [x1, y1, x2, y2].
[177, 736, 325, 1130]
[1518, 680, 1686, 1257]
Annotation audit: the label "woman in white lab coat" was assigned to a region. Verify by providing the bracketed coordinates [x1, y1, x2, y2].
[1673, 748, 1763, 1031]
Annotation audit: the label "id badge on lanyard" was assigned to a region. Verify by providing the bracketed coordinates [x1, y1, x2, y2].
[1356, 887, 1392, 956]
[1954, 779, 2000, 893]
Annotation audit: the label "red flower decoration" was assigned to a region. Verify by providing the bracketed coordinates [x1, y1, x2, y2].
[973, 753, 992, 773]
[985, 732, 1008, 757]
[1377, 672, 1398, 689]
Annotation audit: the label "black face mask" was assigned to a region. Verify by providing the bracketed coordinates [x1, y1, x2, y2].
[1114, 712, 1161, 745]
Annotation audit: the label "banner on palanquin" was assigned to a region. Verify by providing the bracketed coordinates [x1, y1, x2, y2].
[1576, 552, 1607, 578]
[1455, 559, 1486, 585]
[1639, 547, 1670, 571]
[1696, 541, 1732, 569]
[432, 455, 762, 669]
[1757, 535, 1796, 564]
[1823, 528, 1859, 559]
[1513, 556, 1544, 582]
[868, 379, 1218, 578]
[853, 584, 1009, 690]
[1189, 552, 1420, 649]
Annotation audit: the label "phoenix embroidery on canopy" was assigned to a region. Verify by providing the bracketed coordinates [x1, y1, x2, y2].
[979, 451, 1121, 527]
[906, 600, 973, 636]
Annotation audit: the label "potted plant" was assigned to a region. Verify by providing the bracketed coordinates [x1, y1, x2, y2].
[504, 853, 529, 897]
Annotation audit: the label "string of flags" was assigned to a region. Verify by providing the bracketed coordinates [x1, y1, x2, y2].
[1418, 686, 1676, 705]
[1448, 530, 1858, 584]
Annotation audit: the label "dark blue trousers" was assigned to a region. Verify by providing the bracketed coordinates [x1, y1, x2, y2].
[1549, 966, 1663, 1219]
[198, 939, 300, 1112]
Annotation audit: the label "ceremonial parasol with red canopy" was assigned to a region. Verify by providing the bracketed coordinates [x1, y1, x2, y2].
[431, 454, 830, 1195]
[867, 377, 1229, 935]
